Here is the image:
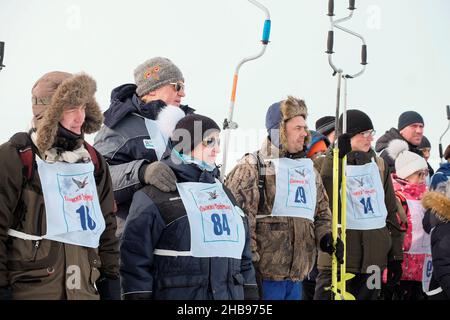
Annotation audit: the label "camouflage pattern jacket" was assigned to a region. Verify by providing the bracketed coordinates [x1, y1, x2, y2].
[225, 139, 332, 281]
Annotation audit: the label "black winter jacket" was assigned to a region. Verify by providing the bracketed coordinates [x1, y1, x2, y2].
[119, 151, 258, 300]
[422, 190, 450, 300]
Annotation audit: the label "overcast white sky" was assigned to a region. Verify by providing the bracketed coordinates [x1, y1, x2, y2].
[1, 0, 449, 172]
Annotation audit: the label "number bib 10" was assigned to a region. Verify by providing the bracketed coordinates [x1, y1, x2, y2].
[270, 158, 317, 220]
[36, 156, 105, 248]
[345, 160, 388, 230]
[177, 181, 245, 259]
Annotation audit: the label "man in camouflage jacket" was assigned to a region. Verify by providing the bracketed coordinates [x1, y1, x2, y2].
[225, 96, 340, 300]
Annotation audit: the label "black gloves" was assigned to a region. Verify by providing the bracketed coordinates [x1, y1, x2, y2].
[337, 133, 352, 159]
[386, 260, 403, 287]
[0, 286, 12, 300]
[96, 276, 121, 300]
[320, 233, 344, 264]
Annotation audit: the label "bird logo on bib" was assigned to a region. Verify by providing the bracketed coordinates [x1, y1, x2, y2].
[36, 157, 105, 248]
[345, 160, 387, 230]
[271, 158, 317, 220]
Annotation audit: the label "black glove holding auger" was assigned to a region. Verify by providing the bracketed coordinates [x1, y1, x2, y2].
[337, 133, 352, 159]
[320, 233, 345, 264]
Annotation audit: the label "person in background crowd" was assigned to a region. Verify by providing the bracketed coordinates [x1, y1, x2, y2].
[418, 135, 434, 178]
[375, 111, 425, 173]
[384, 139, 430, 300]
[315, 116, 336, 144]
[422, 144, 450, 300]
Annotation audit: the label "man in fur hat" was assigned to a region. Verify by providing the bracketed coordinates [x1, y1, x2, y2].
[224, 96, 339, 300]
[94, 57, 194, 237]
[0, 71, 119, 300]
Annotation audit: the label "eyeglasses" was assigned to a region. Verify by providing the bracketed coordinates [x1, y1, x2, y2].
[359, 129, 376, 138]
[416, 169, 429, 179]
[202, 137, 220, 148]
[169, 82, 185, 92]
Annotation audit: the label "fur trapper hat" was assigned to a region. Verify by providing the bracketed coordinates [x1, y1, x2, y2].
[265, 95, 311, 152]
[35, 72, 103, 152]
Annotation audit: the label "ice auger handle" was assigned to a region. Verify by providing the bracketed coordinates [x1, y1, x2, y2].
[361, 44, 367, 65]
[348, 0, 356, 10]
[327, 31, 334, 54]
[328, 0, 335, 16]
[262, 20, 271, 44]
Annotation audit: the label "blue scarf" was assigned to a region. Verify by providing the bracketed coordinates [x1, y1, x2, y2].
[172, 149, 216, 172]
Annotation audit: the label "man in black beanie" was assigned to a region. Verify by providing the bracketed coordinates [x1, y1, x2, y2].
[375, 110, 425, 172]
[314, 109, 403, 300]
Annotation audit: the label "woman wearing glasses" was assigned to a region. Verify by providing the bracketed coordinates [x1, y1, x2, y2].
[315, 109, 402, 300]
[385, 139, 431, 300]
[119, 114, 258, 300]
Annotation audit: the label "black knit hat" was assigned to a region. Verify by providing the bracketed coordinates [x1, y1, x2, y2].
[315, 116, 336, 136]
[419, 135, 431, 149]
[339, 109, 374, 137]
[172, 114, 220, 154]
[398, 111, 424, 131]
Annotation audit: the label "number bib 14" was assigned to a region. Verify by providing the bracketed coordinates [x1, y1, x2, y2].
[345, 160, 388, 230]
[177, 181, 245, 259]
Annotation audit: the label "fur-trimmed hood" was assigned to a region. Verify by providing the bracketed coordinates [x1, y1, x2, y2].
[422, 191, 450, 222]
[35, 73, 103, 153]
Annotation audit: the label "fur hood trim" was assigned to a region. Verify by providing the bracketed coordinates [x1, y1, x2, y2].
[155, 105, 186, 140]
[422, 191, 450, 221]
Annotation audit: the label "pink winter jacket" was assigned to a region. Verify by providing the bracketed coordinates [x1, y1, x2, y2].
[392, 174, 430, 282]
